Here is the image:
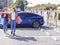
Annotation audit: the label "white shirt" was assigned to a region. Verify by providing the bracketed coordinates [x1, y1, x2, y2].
[11, 12, 15, 20]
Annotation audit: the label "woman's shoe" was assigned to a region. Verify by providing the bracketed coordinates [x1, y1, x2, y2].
[13, 33, 15, 36]
[11, 31, 13, 34]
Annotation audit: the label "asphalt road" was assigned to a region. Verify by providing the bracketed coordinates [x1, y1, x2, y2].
[0, 10, 60, 45]
[0, 25, 60, 45]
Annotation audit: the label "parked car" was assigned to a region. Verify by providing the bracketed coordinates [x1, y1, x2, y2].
[17, 12, 44, 28]
[0, 12, 44, 28]
[0, 18, 5, 28]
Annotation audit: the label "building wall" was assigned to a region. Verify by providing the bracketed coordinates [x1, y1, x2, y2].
[8, 0, 13, 6]
[0, 0, 13, 7]
[0, 0, 4, 6]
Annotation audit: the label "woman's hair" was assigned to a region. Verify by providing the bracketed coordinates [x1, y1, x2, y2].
[4, 8, 7, 12]
[12, 8, 17, 13]
[4, 7, 7, 10]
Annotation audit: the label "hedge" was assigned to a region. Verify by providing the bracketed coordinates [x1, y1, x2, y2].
[58, 13, 60, 20]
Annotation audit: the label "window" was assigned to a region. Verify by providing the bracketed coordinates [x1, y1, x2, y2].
[18, 12, 37, 17]
[23, 13, 36, 17]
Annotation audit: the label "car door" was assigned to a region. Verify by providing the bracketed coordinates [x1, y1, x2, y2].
[18, 13, 30, 25]
[22, 13, 35, 25]
[22, 13, 32, 25]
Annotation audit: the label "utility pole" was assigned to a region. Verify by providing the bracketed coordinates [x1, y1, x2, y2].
[23, 0, 26, 11]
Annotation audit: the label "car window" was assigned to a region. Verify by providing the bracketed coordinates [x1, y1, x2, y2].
[7, 9, 12, 13]
[23, 13, 36, 17]
[18, 13, 37, 17]
[18, 13, 25, 17]
[16, 8, 21, 12]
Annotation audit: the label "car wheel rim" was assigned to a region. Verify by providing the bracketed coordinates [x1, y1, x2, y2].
[33, 22, 40, 28]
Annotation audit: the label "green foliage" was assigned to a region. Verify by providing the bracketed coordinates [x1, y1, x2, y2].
[31, 3, 58, 10]
[57, 4, 60, 7]
[58, 13, 60, 20]
[9, 3, 17, 8]
[16, 0, 28, 7]
[15, 0, 28, 11]
[16, 0, 23, 8]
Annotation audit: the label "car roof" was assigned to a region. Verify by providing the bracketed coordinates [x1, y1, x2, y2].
[17, 11, 39, 15]
[18, 11, 43, 17]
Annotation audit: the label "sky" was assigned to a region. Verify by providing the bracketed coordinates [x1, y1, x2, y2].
[13, 0, 60, 7]
[26, 0, 60, 7]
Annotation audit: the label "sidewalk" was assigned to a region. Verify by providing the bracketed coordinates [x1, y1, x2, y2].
[54, 28, 60, 34]
[54, 20, 60, 33]
[57, 20, 60, 28]
[57, 20, 60, 26]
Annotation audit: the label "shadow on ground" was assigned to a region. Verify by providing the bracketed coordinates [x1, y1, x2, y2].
[6, 33, 37, 42]
[0, 26, 54, 31]
[16, 26, 54, 31]
[41, 26, 54, 30]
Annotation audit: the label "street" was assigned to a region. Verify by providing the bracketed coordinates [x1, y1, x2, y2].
[0, 0, 60, 45]
[0, 25, 60, 45]
[0, 7, 60, 45]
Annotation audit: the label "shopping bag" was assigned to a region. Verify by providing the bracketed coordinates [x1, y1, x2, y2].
[17, 16, 22, 24]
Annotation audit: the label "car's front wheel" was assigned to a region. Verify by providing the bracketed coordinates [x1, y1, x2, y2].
[32, 21, 40, 28]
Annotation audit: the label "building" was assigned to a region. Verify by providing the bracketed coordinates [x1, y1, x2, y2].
[0, 0, 13, 8]
[0, 0, 4, 6]
[8, 0, 13, 6]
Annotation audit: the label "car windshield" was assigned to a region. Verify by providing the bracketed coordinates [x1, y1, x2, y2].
[7, 9, 12, 13]
[16, 8, 21, 12]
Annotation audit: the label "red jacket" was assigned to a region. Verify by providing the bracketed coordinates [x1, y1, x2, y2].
[1, 13, 9, 21]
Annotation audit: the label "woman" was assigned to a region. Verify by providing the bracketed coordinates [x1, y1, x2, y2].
[1, 8, 9, 33]
[10, 8, 18, 35]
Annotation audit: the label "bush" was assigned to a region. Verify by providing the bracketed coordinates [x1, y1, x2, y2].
[58, 13, 60, 20]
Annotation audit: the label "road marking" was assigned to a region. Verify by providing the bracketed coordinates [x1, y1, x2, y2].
[21, 36, 60, 38]
[0, 36, 60, 38]
[0, 37, 9, 39]
[0, 36, 60, 42]
[46, 32, 50, 36]
[52, 36, 57, 41]
[40, 29, 44, 31]
[54, 28, 60, 33]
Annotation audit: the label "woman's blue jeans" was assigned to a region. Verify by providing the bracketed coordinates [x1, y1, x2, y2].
[11, 20, 16, 33]
[3, 20, 7, 32]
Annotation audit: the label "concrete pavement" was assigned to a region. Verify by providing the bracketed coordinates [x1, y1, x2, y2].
[53, 20, 60, 34]
[0, 26, 60, 45]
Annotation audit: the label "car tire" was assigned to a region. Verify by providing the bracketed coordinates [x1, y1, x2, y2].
[0, 25, 3, 29]
[32, 21, 40, 28]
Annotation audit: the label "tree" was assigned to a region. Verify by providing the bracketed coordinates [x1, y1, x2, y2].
[33, 3, 57, 10]
[57, 4, 60, 7]
[9, 3, 17, 8]
[16, 0, 28, 11]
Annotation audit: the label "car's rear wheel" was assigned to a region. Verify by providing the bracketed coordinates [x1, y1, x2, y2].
[32, 21, 40, 28]
[0, 25, 3, 29]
